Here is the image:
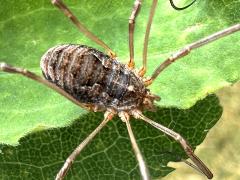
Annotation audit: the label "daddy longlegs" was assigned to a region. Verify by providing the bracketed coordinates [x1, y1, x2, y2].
[0, 0, 239, 179]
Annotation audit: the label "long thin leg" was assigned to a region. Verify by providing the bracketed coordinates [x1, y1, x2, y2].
[169, 0, 196, 11]
[138, 0, 158, 77]
[144, 23, 240, 86]
[119, 112, 150, 180]
[131, 110, 213, 179]
[182, 159, 206, 176]
[0, 63, 91, 111]
[56, 111, 115, 180]
[51, 0, 116, 58]
[128, 0, 141, 69]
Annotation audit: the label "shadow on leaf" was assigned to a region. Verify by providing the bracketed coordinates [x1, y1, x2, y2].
[0, 94, 222, 179]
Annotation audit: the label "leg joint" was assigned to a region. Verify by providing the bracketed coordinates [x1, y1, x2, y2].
[175, 133, 187, 146]
[175, 133, 193, 153]
[65, 158, 73, 165]
[171, 46, 191, 60]
[51, 0, 59, 5]
[129, 19, 135, 25]
[0, 62, 7, 70]
[118, 111, 130, 122]
[138, 67, 146, 77]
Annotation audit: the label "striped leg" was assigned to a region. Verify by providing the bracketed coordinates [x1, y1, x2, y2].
[138, 0, 158, 77]
[131, 110, 213, 179]
[119, 112, 150, 180]
[128, 0, 141, 69]
[144, 24, 240, 86]
[0, 63, 91, 110]
[56, 111, 114, 180]
[51, 0, 116, 58]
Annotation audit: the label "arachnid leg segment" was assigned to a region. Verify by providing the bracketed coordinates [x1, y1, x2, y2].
[131, 109, 213, 179]
[51, 0, 116, 58]
[128, 0, 141, 69]
[138, 0, 158, 77]
[146, 24, 240, 86]
[0, 62, 92, 110]
[119, 111, 150, 180]
[56, 110, 115, 180]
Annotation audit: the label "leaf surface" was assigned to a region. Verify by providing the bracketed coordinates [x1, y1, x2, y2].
[0, 95, 222, 179]
[0, 0, 238, 178]
[0, 0, 239, 144]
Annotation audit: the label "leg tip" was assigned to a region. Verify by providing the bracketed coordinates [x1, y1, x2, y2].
[0, 62, 7, 70]
[51, 0, 58, 5]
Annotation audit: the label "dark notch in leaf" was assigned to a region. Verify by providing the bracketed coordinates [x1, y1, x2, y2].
[0, 94, 222, 179]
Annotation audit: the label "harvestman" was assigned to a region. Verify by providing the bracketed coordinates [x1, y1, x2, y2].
[0, 0, 239, 179]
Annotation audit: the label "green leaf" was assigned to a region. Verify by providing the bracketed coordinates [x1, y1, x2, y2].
[0, 95, 222, 179]
[0, 0, 238, 178]
[0, 0, 239, 144]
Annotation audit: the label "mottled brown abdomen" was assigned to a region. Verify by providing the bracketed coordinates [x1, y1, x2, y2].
[40, 44, 147, 111]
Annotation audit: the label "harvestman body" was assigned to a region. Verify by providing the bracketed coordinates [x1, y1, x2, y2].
[41, 45, 149, 112]
[0, 0, 239, 179]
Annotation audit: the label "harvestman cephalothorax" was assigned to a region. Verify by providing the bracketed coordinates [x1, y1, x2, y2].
[0, 0, 239, 179]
